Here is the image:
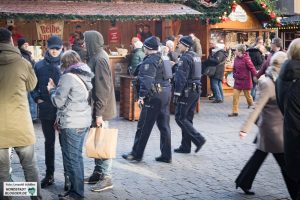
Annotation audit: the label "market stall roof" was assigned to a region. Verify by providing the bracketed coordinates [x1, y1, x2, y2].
[0, 1, 201, 21]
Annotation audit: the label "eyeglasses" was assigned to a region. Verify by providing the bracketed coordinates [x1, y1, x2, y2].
[50, 47, 61, 50]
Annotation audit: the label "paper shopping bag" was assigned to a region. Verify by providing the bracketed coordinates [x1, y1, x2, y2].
[85, 127, 118, 159]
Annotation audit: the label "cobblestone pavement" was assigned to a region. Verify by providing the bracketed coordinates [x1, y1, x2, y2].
[11, 97, 291, 200]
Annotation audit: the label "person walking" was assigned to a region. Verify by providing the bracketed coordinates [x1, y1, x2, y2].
[83, 30, 117, 192]
[173, 36, 206, 154]
[122, 36, 172, 163]
[276, 38, 300, 200]
[235, 52, 297, 199]
[228, 44, 257, 117]
[0, 27, 42, 200]
[31, 35, 66, 188]
[202, 40, 228, 103]
[47, 50, 93, 200]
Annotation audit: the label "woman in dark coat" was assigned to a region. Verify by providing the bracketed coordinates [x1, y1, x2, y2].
[276, 38, 300, 200]
[228, 44, 257, 117]
[235, 52, 297, 199]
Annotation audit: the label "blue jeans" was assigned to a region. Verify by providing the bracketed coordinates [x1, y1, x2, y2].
[28, 93, 37, 120]
[60, 127, 88, 199]
[251, 82, 257, 101]
[211, 78, 224, 101]
[0, 145, 41, 200]
[94, 159, 112, 177]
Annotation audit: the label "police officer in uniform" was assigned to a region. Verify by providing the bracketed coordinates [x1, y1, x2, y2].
[122, 36, 173, 163]
[173, 36, 206, 154]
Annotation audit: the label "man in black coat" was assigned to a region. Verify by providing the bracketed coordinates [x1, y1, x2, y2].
[276, 39, 300, 200]
[203, 40, 228, 103]
[247, 36, 265, 101]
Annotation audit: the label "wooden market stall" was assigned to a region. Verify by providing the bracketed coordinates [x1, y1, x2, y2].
[0, 0, 201, 120]
[178, 0, 279, 96]
[279, 15, 300, 49]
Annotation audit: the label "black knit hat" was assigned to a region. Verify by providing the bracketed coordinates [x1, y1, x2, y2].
[47, 35, 63, 49]
[17, 38, 26, 48]
[143, 36, 159, 50]
[179, 36, 193, 48]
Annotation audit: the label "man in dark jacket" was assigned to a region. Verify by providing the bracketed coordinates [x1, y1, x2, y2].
[17, 38, 38, 122]
[276, 39, 300, 200]
[83, 30, 117, 192]
[31, 35, 63, 188]
[203, 40, 228, 103]
[247, 36, 265, 101]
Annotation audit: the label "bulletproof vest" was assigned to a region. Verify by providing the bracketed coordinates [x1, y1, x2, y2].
[186, 51, 202, 80]
[155, 58, 173, 81]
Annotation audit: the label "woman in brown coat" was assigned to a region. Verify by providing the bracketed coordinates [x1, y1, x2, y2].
[235, 52, 297, 199]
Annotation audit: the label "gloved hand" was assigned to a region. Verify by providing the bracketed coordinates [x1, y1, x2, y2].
[173, 95, 179, 104]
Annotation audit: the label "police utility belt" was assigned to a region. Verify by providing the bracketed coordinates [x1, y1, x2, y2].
[182, 83, 201, 97]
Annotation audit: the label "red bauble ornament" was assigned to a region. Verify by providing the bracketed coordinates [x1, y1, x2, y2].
[231, 1, 238, 12]
[260, 2, 267, 9]
[270, 12, 276, 19]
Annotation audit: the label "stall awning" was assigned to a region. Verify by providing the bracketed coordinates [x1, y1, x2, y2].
[0, 1, 201, 21]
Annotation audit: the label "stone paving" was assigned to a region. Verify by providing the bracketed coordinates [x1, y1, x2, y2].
[11, 96, 291, 200]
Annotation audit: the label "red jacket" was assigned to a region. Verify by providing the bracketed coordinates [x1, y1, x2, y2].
[233, 52, 257, 90]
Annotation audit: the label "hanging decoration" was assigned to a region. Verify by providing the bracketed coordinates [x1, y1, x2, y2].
[198, 0, 221, 8]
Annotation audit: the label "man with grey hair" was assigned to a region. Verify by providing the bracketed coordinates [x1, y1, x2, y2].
[256, 37, 283, 79]
[166, 40, 179, 63]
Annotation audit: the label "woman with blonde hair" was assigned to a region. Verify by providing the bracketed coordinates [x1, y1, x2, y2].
[235, 51, 297, 198]
[276, 38, 300, 200]
[47, 50, 94, 200]
[228, 44, 257, 117]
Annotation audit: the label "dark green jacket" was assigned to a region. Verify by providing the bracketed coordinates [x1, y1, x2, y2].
[130, 48, 145, 74]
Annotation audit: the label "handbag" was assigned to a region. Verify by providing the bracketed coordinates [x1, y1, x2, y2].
[85, 127, 118, 159]
[203, 66, 217, 77]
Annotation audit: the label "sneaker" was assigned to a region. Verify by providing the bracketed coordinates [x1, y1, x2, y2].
[41, 175, 54, 188]
[211, 99, 223, 103]
[84, 171, 103, 184]
[91, 177, 113, 192]
[208, 96, 215, 100]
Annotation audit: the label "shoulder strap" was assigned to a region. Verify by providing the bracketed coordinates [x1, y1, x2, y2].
[68, 73, 89, 99]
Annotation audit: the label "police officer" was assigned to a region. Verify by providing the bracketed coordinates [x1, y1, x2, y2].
[122, 36, 172, 163]
[173, 36, 206, 154]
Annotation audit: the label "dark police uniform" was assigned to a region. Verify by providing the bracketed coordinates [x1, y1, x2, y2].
[123, 36, 172, 163]
[174, 36, 206, 154]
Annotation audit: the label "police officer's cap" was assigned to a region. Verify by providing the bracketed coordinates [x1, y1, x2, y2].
[179, 36, 193, 48]
[143, 36, 159, 50]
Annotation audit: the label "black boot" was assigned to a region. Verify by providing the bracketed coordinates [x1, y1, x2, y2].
[64, 175, 71, 191]
[41, 174, 54, 188]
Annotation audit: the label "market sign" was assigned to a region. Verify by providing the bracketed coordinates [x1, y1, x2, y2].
[198, 0, 221, 7]
[36, 21, 64, 40]
[228, 5, 248, 23]
[108, 27, 120, 44]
